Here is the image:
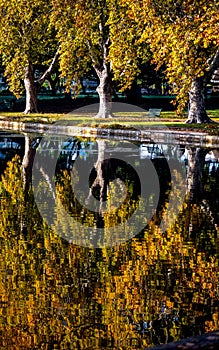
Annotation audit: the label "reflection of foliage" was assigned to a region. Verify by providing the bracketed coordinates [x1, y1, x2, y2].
[0, 155, 218, 349]
[54, 166, 144, 247]
[0, 155, 24, 238]
[55, 158, 141, 228]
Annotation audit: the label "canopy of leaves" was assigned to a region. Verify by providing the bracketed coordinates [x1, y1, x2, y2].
[0, 0, 56, 96]
[122, 0, 219, 111]
[107, 0, 150, 90]
[51, 0, 150, 93]
[51, 0, 110, 91]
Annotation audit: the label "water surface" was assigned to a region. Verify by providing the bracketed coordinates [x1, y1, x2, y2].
[0, 131, 218, 349]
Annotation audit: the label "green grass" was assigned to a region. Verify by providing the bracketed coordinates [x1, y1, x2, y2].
[1, 110, 219, 135]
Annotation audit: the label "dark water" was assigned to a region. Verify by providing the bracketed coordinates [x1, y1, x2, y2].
[0, 131, 219, 349]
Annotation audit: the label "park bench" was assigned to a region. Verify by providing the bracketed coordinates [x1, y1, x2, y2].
[142, 108, 162, 118]
[148, 108, 162, 117]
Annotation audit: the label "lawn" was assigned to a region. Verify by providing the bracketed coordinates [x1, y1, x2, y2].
[1, 109, 219, 135]
[0, 93, 219, 134]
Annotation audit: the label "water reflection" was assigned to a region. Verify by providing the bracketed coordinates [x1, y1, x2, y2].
[0, 132, 218, 349]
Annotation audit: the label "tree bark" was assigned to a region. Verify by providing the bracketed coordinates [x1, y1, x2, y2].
[47, 73, 58, 96]
[95, 71, 113, 118]
[92, 37, 113, 118]
[23, 48, 59, 114]
[24, 63, 38, 114]
[186, 49, 219, 124]
[186, 77, 212, 124]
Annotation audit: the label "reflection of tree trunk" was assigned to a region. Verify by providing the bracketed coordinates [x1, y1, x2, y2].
[39, 166, 56, 201]
[184, 147, 219, 240]
[186, 147, 207, 203]
[86, 140, 110, 213]
[22, 135, 38, 194]
[21, 135, 40, 235]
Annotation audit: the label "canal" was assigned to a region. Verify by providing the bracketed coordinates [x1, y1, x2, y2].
[0, 130, 218, 349]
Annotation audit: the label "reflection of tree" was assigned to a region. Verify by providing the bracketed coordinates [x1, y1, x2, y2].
[21, 134, 40, 193]
[56, 139, 141, 235]
[86, 140, 111, 213]
[185, 146, 219, 242]
[186, 147, 207, 204]
[0, 145, 219, 349]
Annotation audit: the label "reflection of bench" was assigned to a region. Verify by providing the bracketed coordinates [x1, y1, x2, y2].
[148, 108, 162, 117]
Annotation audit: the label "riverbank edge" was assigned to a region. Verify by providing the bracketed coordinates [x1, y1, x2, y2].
[1, 120, 219, 147]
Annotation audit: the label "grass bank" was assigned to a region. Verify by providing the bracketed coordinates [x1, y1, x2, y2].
[0, 109, 219, 135]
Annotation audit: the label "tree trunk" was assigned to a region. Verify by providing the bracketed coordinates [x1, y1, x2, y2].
[186, 77, 212, 123]
[24, 63, 38, 114]
[93, 35, 113, 118]
[125, 81, 142, 104]
[95, 70, 113, 118]
[47, 72, 58, 96]
[23, 49, 59, 114]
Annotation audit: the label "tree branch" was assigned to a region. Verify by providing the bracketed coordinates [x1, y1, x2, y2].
[102, 36, 110, 72]
[37, 47, 60, 86]
[206, 49, 219, 78]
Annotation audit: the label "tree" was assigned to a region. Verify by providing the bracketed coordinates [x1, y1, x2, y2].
[122, 0, 219, 123]
[51, 0, 147, 117]
[108, 0, 150, 93]
[51, 0, 114, 118]
[146, 0, 219, 123]
[0, 0, 59, 113]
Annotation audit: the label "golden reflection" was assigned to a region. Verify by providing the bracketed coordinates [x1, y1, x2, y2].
[0, 154, 218, 349]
